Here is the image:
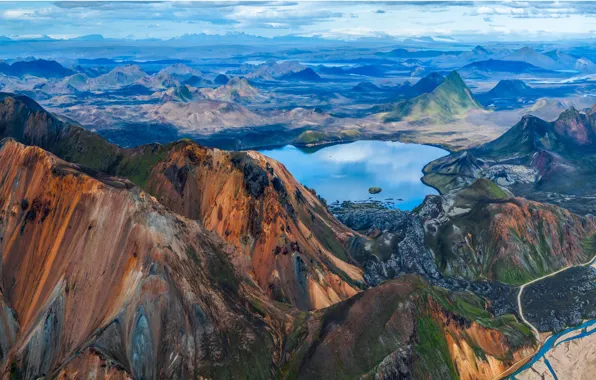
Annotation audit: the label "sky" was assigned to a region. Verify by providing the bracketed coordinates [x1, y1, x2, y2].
[2, 1, 596, 41]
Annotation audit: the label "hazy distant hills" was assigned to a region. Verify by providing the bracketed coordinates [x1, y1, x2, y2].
[278, 67, 322, 82]
[0, 59, 74, 78]
[380, 48, 462, 59]
[351, 81, 381, 92]
[385, 71, 482, 122]
[476, 79, 539, 107]
[460, 59, 553, 75]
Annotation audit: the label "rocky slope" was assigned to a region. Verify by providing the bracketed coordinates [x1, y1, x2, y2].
[144, 142, 364, 310]
[417, 179, 596, 285]
[0, 139, 285, 379]
[287, 275, 536, 380]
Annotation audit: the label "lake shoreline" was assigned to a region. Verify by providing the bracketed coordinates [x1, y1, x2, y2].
[258, 140, 448, 211]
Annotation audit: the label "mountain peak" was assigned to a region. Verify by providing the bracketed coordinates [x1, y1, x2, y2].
[472, 45, 490, 55]
[386, 70, 481, 123]
[444, 70, 466, 85]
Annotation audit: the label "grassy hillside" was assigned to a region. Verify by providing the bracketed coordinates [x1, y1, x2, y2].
[385, 71, 483, 123]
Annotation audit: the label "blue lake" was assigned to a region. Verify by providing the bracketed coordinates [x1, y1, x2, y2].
[259, 140, 448, 210]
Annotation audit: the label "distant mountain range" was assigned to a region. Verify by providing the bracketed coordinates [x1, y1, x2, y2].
[380, 48, 463, 59]
[460, 59, 553, 74]
[279, 67, 323, 82]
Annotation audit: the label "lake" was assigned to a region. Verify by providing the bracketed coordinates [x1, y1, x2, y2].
[259, 140, 448, 210]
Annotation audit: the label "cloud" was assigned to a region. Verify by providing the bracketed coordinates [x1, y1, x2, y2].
[2, 0, 596, 41]
[469, 1, 596, 19]
[226, 4, 344, 28]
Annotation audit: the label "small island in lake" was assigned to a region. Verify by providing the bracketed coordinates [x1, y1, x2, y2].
[368, 187, 382, 194]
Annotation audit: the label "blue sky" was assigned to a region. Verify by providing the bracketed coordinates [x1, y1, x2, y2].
[2, 1, 596, 41]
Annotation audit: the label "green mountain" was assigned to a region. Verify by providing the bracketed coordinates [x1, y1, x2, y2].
[385, 71, 483, 123]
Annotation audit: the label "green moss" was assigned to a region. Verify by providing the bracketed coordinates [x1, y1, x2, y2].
[294, 130, 328, 144]
[207, 251, 239, 293]
[414, 316, 458, 379]
[9, 362, 22, 380]
[114, 146, 169, 189]
[466, 178, 508, 199]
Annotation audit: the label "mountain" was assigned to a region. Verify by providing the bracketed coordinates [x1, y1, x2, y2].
[159, 84, 194, 103]
[246, 60, 307, 80]
[472, 45, 491, 55]
[476, 79, 538, 106]
[139, 70, 179, 89]
[88, 65, 148, 90]
[545, 49, 596, 72]
[382, 48, 461, 59]
[460, 59, 552, 74]
[199, 77, 265, 103]
[315, 65, 345, 75]
[213, 73, 230, 85]
[483, 79, 535, 99]
[504, 46, 560, 70]
[404, 72, 445, 97]
[529, 97, 575, 121]
[0, 138, 285, 379]
[71, 34, 105, 41]
[417, 178, 596, 284]
[0, 93, 363, 310]
[351, 81, 381, 92]
[157, 63, 201, 81]
[154, 100, 266, 131]
[423, 106, 596, 214]
[478, 107, 596, 155]
[385, 71, 482, 123]
[344, 65, 385, 77]
[182, 74, 212, 87]
[0, 59, 74, 78]
[279, 67, 323, 82]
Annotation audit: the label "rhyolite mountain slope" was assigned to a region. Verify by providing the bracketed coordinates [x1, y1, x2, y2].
[423, 106, 596, 214]
[0, 139, 284, 380]
[334, 177, 596, 289]
[0, 92, 364, 311]
[416, 179, 596, 284]
[384, 71, 482, 123]
[0, 106, 537, 379]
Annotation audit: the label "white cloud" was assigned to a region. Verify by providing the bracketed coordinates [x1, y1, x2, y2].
[3, 9, 34, 19]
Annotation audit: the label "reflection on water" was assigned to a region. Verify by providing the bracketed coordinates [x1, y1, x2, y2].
[259, 140, 448, 210]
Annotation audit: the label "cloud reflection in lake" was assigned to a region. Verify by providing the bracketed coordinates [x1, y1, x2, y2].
[259, 140, 448, 210]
